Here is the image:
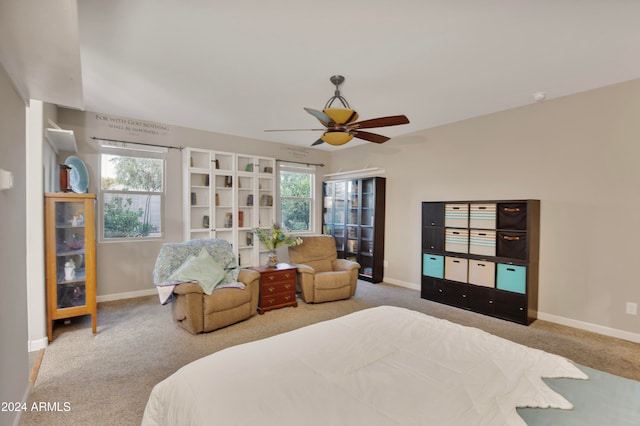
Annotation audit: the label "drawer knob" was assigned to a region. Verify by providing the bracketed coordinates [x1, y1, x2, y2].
[268, 275, 275, 281]
[284, 284, 291, 289]
[438, 289, 443, 293]
[284, 273, 291, 278]
[268, 286, 275, 292]
[284, 295, 291, 300]
[267, 298, 275, 304]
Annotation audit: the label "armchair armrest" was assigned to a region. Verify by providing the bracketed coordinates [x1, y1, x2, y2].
[293, 263, 316, 275]
[172, 282, 205, 295]
[333, 258, 360, 272]
[238, 268, 260, 284]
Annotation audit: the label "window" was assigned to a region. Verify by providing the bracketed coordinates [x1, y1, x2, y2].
[279, 164, 315, 232]
[99, 142, 165, 240]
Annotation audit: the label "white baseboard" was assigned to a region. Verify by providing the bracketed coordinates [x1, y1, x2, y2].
[537, 311, 640, 344]
[28, 336, 48, 352]
[383, 276, 640, 344]
[382, 277, 420, 291]
[96, 288, 157, 303]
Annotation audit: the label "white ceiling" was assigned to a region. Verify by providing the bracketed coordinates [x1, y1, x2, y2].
[3, 1, 640, 150]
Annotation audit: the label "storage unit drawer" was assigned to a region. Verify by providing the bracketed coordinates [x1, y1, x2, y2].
[422, 254, 444, 279]
[422, 202, 444, 227]
[469, 230, 496, 256]
[496, 231, 527, 260]
[444, 203, 469, 228]
[494, 291, 527, 324]
[468, 285, 495, 315]
[469, 203, 496, 229]
[468, 260, 495, 287]
[422, 227, 444, 251]
[497, 202, 527, 230]
[444, 256, 468, 283]
[496, 264, 527, 294]
[445, 228, 469, 253]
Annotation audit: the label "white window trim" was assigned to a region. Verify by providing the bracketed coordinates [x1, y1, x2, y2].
[98, 141, 166, 242]
[279, 162, 316, 234]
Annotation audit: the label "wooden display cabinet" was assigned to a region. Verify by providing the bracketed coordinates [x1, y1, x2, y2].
[45, 193, 97, 341]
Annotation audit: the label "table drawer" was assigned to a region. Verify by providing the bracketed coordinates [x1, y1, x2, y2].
[261, 280, 295, 296]
[260, 292, 296, 308]
[261, 269, 296, 284]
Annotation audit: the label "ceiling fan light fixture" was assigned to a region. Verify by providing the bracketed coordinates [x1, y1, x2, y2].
[323, 108, 359, 124]
[321, 131, 354, 146]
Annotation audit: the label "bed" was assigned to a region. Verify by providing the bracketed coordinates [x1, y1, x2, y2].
[142, 306, 639, 425]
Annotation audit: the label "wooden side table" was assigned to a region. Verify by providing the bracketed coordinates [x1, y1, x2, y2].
[252, 263, 298, 314]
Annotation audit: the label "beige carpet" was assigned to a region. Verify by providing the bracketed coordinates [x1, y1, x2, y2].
[21, 281, 640, 425]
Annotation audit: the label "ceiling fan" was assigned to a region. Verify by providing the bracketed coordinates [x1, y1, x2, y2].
[265, 75, 410, 147]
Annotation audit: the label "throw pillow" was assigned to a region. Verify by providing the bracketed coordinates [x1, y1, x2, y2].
[168, 248, 226, 295]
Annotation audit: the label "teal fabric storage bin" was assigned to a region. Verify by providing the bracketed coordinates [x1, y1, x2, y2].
[496, 264, 526, 294]
[423, 254, 444, 279]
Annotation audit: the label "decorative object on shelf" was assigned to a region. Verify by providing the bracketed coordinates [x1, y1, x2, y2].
[202, 215, 209, 229]
[253, 224, 303, 268]
[59, 164, 72, 192]
[64, 259, 76, 281]
[63, 155, 90, 193]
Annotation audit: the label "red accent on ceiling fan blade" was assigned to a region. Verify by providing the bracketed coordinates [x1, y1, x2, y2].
[352, 131, 390, 144]
[349, 115, 410, 130]
[304, 108, 333, 127]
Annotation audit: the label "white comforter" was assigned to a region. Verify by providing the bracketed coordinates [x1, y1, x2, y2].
[142, 306, 587, 425]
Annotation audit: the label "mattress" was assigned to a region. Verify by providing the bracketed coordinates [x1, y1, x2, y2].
[143, 306, 594, 425]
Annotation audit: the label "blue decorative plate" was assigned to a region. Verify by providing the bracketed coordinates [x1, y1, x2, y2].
[64, 156, 89, 193]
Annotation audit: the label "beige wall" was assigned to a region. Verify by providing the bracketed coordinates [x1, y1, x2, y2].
[0, 62, 29, 426]
[328, 78, 640, 338]
[56, 109, 330, 298]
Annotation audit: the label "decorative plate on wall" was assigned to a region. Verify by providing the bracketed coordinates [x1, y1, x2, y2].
[64, 156, 89, 193]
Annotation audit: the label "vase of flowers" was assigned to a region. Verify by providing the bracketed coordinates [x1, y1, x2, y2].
[254, 224, 303, 267]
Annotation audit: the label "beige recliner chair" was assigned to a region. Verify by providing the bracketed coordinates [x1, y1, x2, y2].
[288, 235, 360, 303]
[153, 239, 260, 334]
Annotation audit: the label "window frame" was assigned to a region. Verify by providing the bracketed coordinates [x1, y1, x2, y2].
[98, 141, 166, 242]
[278, 163, 316, 234]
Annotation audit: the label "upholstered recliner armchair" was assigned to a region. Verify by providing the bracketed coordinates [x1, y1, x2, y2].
[288, 235, 360, 303]
[153, 239, 260, 334]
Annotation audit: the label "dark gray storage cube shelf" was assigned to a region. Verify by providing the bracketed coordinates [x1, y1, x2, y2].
[421, 200, 540, 325]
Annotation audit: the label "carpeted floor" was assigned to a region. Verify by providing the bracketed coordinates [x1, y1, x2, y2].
[20, 281, 640, 425]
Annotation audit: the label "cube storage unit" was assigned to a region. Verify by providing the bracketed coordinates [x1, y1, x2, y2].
[421, 200, 540, 325]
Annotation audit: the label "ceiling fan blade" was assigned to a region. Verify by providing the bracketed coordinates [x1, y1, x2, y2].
[311, 138, 325, 146]
[264, 128, 325, 132]
[304, 108, 333, 127]
[349, 115, 410, 130]
[352, 130, 390, 144]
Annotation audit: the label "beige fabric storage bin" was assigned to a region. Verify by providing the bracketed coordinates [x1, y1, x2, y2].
[444, 256, 468, 283]
[445, 228, 469, 253]
[468, 260, 496, 288]
[444, 203, 469, 228]
[469, 203, 496, 229]
[469, 230, 496, 256]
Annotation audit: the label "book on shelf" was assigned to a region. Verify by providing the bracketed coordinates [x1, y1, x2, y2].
[260, 194, 273, 206]
[238, 211, 244, 227]
[191, 192, 197, 205]
[247, 194, 253, 206]
[224, 212, 233, 228]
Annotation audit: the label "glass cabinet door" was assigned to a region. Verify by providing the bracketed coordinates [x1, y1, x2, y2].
[54, 200, 88, 308]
